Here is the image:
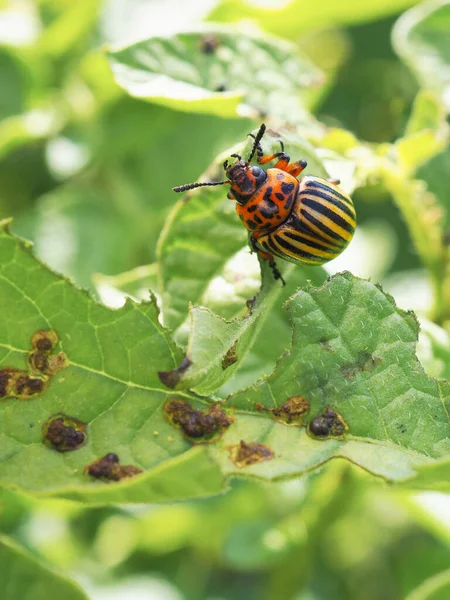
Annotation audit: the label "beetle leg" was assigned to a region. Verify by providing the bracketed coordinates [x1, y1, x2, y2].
[286, 159, 307, 177]
[250, 234, 286, 285]
[327, 178, 341, 185]
[257, 151, 308, 179]
[257, 151, 290, 169]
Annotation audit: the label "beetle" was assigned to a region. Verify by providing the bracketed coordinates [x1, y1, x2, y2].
[173, 124, 356, 284]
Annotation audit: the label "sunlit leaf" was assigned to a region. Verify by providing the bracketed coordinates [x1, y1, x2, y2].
[108, 26, 323, 119]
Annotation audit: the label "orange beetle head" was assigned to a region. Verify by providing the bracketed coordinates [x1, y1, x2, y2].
[225, 160, 267, 204]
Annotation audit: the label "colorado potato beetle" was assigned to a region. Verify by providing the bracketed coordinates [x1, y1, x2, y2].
[173, 124, 356, 284]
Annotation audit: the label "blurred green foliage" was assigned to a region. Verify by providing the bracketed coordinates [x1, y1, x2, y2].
[1, 0, 450, 599]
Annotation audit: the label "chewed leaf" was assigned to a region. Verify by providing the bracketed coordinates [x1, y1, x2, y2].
[217, 273, 450, 483]
[0, 221, 226, 503]
[1, 221, 449, 500]
[108, 26, 323, 119]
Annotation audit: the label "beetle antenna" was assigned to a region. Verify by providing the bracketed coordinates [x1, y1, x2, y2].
[173, 180, 230, 193]
[247, 123, 266, 164]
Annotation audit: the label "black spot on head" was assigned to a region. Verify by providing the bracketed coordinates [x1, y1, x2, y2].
[275, 192, 285, 201]
[247, 204, 258, 212]
[260, 207, 273, 219]
[263, 186, 273, 202]
[246, 219, 257, 230]
[254, 215, 263, 225]
[281, 182, 295, 194]
[284, 194, 293, 209]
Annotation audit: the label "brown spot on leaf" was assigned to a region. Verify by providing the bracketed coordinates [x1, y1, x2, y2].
[228, 440, 274, 468]
[0, 328, 65, 400]
[308, 407, 348, 440]
[48, 352, 69, 374]
[85, 453, 143, 482]
[43, 415, 87, 452]
[254, 396, 310, 426]
[164, 398, 233, 442]
[222, 342, 238, 370]
[31, 329, 58, 352]
[0, 368, 20, 398]
[272, 396, 310, 425]
[158, 356, 192, 389]
[14, 374, 45, 399]
[29, 350, 49, 373]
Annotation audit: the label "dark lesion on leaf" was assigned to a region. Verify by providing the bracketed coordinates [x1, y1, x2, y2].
[43, 415, 87, 452]
[15, 374, 45, 398]
[0, 367, 45, 400]
[341, 350, 383, 379]
[164, 398, 234, 442]
[228, 440, 274, 468]
[158, 356, 192, 389]
[200, 33, 220, 54]
[307, 407, 348, 440]
[222, 341, 238, 370]
[255, 395, 310, 426]
[85, 453, 143, 482]
[29, 329, 68, 377]
[0, 328, 68, 401]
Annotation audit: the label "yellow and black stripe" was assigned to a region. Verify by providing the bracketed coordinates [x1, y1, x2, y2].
[258, 176, 356, 266]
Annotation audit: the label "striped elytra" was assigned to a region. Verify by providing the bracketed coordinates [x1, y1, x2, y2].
[256, 176, 356, 266]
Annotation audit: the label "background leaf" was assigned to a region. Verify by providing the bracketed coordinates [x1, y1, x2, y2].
[0, 535, 89, 600]
[393, 0, 450, 113]
[108, 26, 323, 120]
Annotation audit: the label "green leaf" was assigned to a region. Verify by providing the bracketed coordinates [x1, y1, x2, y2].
[0, 535, 89, 600]
[108, 26, 323, 119]
[163, 260, 328, 398]
[393, 0, 450, 113]
[208, 0, 418, 40]
[216, 272, 450, 484]
[0, 221, 225, 503]
[1, 222, 448, 500]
